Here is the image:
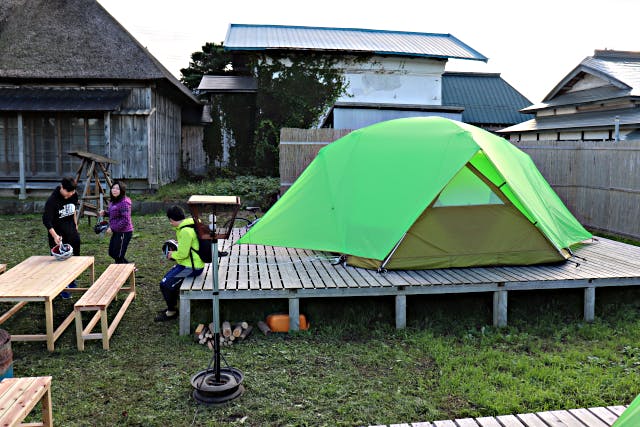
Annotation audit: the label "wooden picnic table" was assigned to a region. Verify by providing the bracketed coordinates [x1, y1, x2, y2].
[0, 256, 94, 351]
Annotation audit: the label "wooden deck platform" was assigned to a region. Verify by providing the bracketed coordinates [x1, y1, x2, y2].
[180, 231, 640, 335]
[368, 404, 627, 426]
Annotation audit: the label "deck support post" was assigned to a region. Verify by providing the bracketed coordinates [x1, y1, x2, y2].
[493, 290, 508, 327]
[179, 295, 190, 336]
[584, 287, 595, 322]
[288, 298, 300, 331]
[395, 295, 406, 329]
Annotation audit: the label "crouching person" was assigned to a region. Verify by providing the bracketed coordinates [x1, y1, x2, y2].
[156, 205, 204, 322]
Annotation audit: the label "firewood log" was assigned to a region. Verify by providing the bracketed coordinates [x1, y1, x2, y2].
[239, 325, 253, 340]
[194, 324, 205, 338]
[222, 321, 232, 337]
[240, 321, 249, 329]
[232, 324, 243, 337]
[257, 320, 271, 335]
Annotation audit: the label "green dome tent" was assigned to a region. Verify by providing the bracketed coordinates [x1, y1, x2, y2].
[237, 117, 591, 270]
[613, 394, 640, 426]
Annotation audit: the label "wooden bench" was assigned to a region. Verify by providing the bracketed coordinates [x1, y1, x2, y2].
[74, 264, 136, 350]
[0, 376, 52, 427]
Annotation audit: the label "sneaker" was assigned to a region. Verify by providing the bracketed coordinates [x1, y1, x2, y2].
[67, 281, 78, 289]
[154, 311, 178, 322]
[59, 291, 72, 300]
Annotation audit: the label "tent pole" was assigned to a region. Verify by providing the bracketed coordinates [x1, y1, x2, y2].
[380, 232, 407, 271]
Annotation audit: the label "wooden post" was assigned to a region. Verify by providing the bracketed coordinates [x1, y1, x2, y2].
[288, 298, 300, 331]
[493, 290, 508, 328]
[584, 287, 595, 322]
[395, 294, 406, 329]
[17, 113, 26, 200]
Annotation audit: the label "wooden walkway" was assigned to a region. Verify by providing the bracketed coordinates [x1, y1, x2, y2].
[368, 404, 627, 426]
[180, 231, 640, 335]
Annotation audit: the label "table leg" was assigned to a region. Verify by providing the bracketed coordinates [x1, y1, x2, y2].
[44, 299, 54, 352]
[41, 386, 53, 427]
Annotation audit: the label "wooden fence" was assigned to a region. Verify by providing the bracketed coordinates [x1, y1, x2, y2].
[514, 139, 640, 240]
[279, 128, 640, 240]
[279, 128, 353, 194]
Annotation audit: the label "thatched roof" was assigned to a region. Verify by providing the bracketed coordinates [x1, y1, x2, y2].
[0, 0, 198, 104]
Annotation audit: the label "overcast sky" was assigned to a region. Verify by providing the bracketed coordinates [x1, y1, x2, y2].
[97, 0, 639, 103]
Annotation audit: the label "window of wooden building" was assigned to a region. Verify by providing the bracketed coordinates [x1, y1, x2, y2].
[0, 114, 105, 179]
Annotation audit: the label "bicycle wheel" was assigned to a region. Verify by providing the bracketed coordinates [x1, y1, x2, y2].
[232, 217, 251, 229]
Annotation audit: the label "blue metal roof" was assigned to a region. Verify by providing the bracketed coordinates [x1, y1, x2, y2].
[442, 72, 533, 125]
[224, 24, 487, 62]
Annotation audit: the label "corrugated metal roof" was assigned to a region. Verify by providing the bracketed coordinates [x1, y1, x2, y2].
[0, 88, 131, 111]
[499, 108, 640, 133]
[441, 72, 533, 125]
[224, 24, 487, 62]
[198, 76, 257, 92]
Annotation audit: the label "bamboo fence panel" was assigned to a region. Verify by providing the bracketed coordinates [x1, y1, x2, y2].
[514, 139, 640, 239]
[279, 128, 353, 193]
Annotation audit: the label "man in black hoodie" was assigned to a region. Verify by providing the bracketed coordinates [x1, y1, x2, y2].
[42, 176, 80, 298]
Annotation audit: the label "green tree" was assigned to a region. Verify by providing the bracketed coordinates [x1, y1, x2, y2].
[180, 42, 235, 91]
[181, 45, 352, 177]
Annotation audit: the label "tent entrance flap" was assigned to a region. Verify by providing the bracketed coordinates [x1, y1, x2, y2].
[347, 204, 566, 270]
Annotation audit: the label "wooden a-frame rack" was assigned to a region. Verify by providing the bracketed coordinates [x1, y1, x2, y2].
[69, 151, 118, 221]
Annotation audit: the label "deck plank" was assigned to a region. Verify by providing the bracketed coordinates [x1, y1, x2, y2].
[368, 405, 627, 427]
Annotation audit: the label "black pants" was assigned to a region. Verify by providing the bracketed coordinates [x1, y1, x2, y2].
[159, 264, 203, 310]
[109, 231, 132, 264]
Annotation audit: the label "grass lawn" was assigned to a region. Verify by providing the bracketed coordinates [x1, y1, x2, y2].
[0, 212, 640, 426]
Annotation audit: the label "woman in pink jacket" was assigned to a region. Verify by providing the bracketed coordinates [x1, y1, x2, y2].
[103, 180, 134, 264]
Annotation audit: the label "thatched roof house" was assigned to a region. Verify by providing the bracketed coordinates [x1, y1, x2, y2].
[0, 0, 205, 197]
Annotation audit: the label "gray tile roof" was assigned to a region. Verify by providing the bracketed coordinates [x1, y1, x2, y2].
[525, 50, 640, 111]
[224, 24, 487, 62]
[442, 72, 533, 125]
[499, 108, 640, 133]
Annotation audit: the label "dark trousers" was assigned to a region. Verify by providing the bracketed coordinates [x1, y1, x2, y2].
[159, 264, 203, 311]
[109, 231, 132, 264]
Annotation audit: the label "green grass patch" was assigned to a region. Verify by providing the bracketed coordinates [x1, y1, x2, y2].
[1, 213, 640, 426]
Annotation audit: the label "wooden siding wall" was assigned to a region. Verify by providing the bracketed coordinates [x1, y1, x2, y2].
[109, 87, 151, 182]
[182, 126, 207, 175]
[281, 129, 640, 239]
[279, 128, 353, 193]
[152, 91, 182, 187]
[109, 87, 183, 188]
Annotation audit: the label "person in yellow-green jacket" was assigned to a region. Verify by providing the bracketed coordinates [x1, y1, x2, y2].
[155, 205, 204, 322]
